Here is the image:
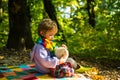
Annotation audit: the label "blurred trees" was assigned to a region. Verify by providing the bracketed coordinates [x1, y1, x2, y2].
[86, 0, 95, 27]
[43, 0, 67, 43]
[0, 0, 120, 59]
[0, 0, 2, 22]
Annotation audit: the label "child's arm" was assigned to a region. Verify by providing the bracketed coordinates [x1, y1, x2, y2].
[31, 44, 59, 68]
[59, 57, 66, 64]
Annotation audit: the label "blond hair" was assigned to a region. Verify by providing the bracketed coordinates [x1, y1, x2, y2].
[38, 18, 57, 36]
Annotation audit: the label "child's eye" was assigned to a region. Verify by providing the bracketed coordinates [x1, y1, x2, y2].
[50, 35, 54, 36]
[49, 35, 52, 36]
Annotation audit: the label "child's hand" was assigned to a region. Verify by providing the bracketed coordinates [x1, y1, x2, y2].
[59, 57, 66, 64]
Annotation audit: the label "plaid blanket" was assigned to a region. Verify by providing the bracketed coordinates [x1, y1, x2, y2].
[0, 64, 91, 80]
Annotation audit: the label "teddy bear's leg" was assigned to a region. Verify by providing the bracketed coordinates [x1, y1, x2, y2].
[66, 58, 77, 68]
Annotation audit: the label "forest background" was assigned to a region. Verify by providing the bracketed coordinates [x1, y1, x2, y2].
[0, 0, 120, 67]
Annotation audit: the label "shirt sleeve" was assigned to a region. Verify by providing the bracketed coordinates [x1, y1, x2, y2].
[32, 44, 59, 68]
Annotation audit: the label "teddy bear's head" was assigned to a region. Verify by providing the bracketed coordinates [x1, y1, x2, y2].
[55, 47, 77, 68]
[55, 47, 69, 61]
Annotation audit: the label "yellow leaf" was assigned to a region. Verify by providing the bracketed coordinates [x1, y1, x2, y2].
[0, 56, 4, 59]
[75, 64, 92, 73]
[71, 0, 79, 7]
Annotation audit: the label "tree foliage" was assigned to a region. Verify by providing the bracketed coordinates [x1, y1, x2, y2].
[0, 0, 120, 59]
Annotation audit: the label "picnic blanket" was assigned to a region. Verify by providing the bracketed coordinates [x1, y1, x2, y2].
[0, 64, 91, 80]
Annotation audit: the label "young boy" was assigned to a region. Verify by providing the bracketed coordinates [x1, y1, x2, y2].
[30, 18, 74, 78]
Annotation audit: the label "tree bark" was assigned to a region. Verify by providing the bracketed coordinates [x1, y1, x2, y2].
[86, 0, 95, 27]
[43, 0, 67, 43]
[0, 0, 2, 23]
[43, 0, 59, 27]
[6, 0, 34, 50]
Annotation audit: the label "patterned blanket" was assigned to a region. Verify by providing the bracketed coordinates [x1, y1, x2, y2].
[0, 64, 91, 80]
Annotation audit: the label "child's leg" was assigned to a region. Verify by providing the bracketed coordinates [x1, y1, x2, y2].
[49, 63, 74, 78]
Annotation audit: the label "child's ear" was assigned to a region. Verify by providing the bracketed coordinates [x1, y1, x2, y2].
[40, 31, 44, 36]
[40, 31, 42, 34]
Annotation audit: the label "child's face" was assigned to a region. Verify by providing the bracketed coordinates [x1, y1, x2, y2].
[41, 27, 57, 40]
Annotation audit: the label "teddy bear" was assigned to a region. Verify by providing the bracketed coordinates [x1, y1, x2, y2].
[55, 47, 77, 68]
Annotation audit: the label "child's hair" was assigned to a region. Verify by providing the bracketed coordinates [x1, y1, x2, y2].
[38, 18, 57, 36]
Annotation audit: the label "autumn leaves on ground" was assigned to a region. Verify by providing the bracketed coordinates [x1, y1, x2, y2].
[0, 49, 120, 80]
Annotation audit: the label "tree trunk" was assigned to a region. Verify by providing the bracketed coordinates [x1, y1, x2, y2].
[0, 0, 1, 8]
[86, 0, 95, 27]
[6, 0, 34, 50]
[43, 0, 67, 43]
[0, 0, 2, 23]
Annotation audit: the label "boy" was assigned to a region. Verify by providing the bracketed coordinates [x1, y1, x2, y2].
[30, 18, 74, 77]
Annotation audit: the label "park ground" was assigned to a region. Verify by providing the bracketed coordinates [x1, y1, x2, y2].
[0, 49, 120, 80]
